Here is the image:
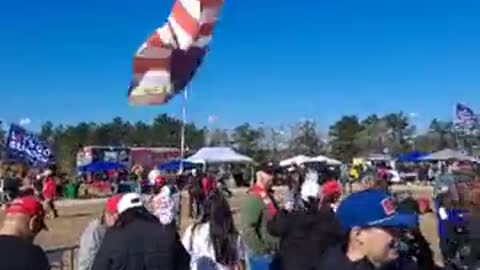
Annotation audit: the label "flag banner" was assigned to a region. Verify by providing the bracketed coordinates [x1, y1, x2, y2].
[456, 103, 477, 125]
[128, 0, 224, 106]
[6, 124, 54, 167]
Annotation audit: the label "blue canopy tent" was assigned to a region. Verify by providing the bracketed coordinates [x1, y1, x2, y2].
[396, 151, 428, 163]
[158, 160, 200, 171]
[78, 161, 127, 173]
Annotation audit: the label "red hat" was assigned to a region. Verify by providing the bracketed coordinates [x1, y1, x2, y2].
[106, 193, 143, 215]
[6, 197, 45, 217]
[6, 196, 47, 230]
[322, 181, 342, 198]
[155, 176, 167, 187]
[106, 194, 123, 214]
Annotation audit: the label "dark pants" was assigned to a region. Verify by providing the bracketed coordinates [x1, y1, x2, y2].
[189, 192, 204, 219]
[194, 195, 204, 218]
[44, 199, 58, 218]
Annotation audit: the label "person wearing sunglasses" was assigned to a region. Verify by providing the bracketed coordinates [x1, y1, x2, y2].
[318, 190, 419, 270]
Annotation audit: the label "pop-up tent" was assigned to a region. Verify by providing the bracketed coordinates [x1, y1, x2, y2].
[366, 154, 392, 161]
[186, 147, 254, 164]
[420, 148, 472, 161]
[304, 155, 342, 166]
[78, 161, 126, 173]
[158, 160, 201, 171]
[279, 155, 312, 167]
[396, 151, 428, 163]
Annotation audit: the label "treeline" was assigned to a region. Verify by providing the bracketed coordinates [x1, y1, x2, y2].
[0, 112, 476, 172]
[12, 114, 205, 171]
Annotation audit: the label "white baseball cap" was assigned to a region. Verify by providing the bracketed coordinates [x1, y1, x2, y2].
[301, 180, 321, 201]
[107, 193, 144, 215]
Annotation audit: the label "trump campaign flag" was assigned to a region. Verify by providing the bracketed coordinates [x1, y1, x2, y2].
[6, 124, 54, 167]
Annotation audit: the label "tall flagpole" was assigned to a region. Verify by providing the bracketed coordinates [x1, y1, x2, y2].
[181, 88, 188, 159]
[178, 88, 187, 174]
[454, 103, 458, 150]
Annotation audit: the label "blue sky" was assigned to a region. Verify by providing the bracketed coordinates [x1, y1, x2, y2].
[0, 0, 479, 131]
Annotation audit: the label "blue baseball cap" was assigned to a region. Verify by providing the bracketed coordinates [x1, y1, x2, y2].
[336, 190, 417, 232]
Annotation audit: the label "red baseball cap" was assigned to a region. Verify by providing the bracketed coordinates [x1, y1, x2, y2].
[322, 181, 342, 198]
[105, 194, 123, 214]
[6, 196, 47, 230]
[155, 176, 167, 187]
[106, 193, 143, 215]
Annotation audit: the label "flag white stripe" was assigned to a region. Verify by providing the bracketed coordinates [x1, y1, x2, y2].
[135, 46, 172, 59]
[168, 16, 195, 50]
[178, 0, 201, 21]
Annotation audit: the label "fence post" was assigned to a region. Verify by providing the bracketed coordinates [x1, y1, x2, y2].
[70, 248, 75, 270]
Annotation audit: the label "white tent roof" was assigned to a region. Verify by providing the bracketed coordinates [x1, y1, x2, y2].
[279, 155, 312, 167]
[420, 148, 472, 161]
[366, 154, 392, 161]
[303, 155, 342, 166]
[186, 147, 253, 163]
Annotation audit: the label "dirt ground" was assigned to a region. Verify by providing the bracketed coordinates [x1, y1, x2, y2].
[33, 189, 254, 269]
[1, 185, 444, 268]
[35, 203, 104, 250]
[34, 189, 251, 251]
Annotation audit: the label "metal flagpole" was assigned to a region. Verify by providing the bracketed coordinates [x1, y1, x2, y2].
[180, 88, 188, 160]
[454, 103, 461, 151]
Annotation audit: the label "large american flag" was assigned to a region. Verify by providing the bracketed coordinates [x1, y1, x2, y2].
[128, 0, 224, 106]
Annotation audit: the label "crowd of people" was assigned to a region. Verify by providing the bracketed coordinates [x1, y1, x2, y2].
[3, 160, 480, 270]
[1, 166, 59, 218]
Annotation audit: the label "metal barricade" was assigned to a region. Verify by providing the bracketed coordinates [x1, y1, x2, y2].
[46, 245, 79, 270]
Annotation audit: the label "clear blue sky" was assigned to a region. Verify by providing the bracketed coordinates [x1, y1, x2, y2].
[1, 0, 479, 131]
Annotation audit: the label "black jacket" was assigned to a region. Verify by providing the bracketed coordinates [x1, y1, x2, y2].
[318, 244, 438, 270]
[91, 219, 190, 270]
[267, 206, 342, 270]
[317, 246, 377, 270]
[465, 215, 480, 269]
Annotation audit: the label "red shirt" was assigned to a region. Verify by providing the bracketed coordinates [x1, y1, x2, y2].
[201, 176, 217, 196]
[43, 177, 57, 200]
[378, 168, 389, 180]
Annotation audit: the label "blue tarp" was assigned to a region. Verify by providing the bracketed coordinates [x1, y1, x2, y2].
[158, 160, 200, 171]
[396, 151, 429, 163]
[78, 161, 127, 173]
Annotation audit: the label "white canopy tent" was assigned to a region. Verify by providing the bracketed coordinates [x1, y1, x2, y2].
[366, 154, 392, 161]
[325, 157, 342, 166]
[420, 148, 473, 161]
[296, 155, 342, 166]
[279, 155, 312, 167]
[186, 147, 254, 164]
[303, 155, 342, 166]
